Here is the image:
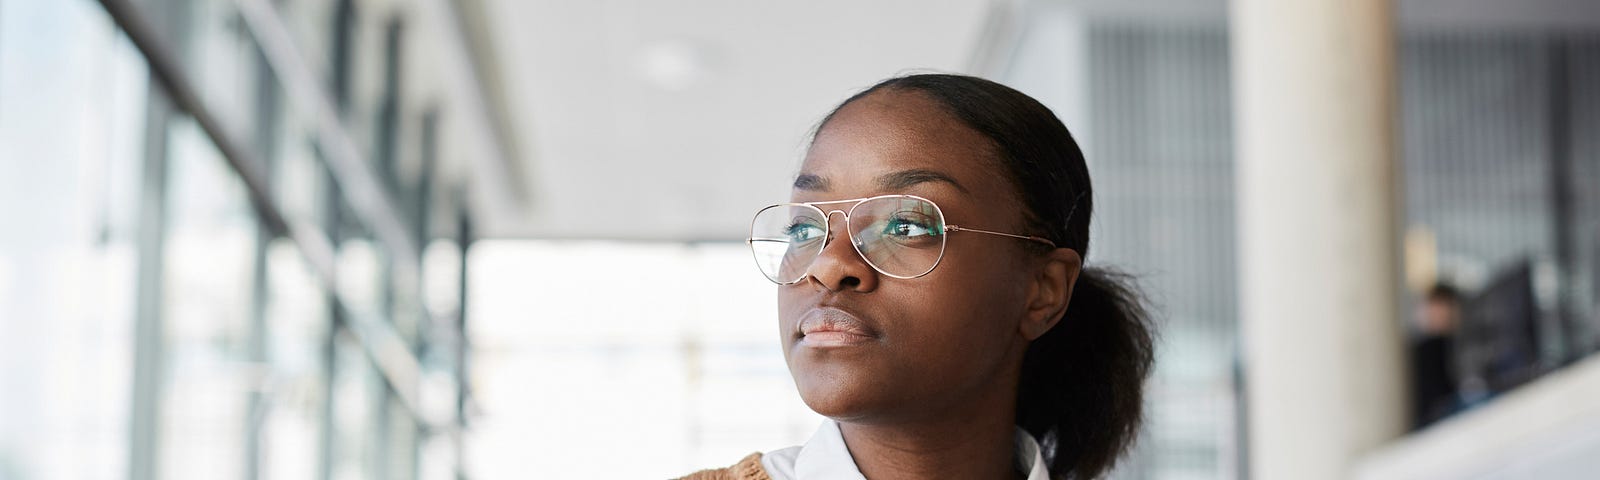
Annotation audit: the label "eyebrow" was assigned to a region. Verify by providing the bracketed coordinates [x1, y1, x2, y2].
[793, 168, 969, 194]
[877, 168, 969, 193]
[794, 173, 831, 191]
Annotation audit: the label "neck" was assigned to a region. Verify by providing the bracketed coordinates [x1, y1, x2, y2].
[836, 370, 1022, 480]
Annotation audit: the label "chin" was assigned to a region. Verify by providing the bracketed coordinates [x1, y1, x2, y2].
[797, 386, 873, 421]
[790, 360, 897, 421]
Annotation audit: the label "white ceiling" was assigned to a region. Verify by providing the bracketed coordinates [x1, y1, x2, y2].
[476, 0, 996, 241]
[470, 0, 1600, 242]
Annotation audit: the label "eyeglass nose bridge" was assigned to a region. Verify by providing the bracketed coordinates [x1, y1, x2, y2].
[820, 208, 850, 244]
[806, 207, 878, 283]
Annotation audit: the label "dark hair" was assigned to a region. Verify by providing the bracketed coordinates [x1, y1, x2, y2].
[818, 73, 1156, 479]
[1426, 283, 1461, 303]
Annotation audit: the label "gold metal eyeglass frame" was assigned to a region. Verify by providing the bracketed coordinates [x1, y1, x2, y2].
[746, 194, 1057, 285]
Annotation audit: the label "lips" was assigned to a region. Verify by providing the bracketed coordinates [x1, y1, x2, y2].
[796, 306, 879, 347]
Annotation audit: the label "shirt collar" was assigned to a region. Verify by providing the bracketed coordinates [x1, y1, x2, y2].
[791, 420, 1051, 480]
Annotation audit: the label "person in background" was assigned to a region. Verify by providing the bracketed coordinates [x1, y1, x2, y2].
[1411, 283, 1463, 428]
[682, 74, 1156, 480]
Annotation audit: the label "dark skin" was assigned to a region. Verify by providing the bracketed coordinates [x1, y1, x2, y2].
[779, 89, 1082, 480]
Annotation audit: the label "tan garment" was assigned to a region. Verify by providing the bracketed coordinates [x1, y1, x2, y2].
[678, 452, 771, 480]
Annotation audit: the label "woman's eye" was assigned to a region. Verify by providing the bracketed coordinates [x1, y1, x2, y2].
[882, 216, 936, 238]
[785, 222, 824, 242]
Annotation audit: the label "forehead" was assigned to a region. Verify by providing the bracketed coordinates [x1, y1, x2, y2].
[799, 90, 1010, 201]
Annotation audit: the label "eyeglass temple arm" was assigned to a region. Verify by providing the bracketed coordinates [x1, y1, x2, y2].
[944, 225, 1058, 248]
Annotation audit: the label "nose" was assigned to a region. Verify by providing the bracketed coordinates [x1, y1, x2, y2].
[804, 210, 878, 292]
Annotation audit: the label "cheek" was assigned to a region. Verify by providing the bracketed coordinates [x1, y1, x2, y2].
[880, 260, 1032, 395]
[903, 258, 1029, 359]
[927, 239, 1031, 308]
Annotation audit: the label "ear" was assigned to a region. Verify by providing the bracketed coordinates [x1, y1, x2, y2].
[1019, 248, 1082, 341]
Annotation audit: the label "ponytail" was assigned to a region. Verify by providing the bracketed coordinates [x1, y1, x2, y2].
[1017, 267, 1155, 479]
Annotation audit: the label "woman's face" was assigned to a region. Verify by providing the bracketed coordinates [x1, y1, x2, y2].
[779, 90, 1045, 423]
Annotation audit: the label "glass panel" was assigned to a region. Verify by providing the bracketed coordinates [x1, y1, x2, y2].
[0, 1, 148, 478]
[159, 115, 259, 479]
[330, 335, 378, 480]
[336, 237, 388, 325]
[185, 0, 261, 140]
[2, 0, 469, 478]
[262, 238, 328, 480]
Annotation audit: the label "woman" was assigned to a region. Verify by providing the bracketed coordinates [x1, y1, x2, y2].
[685, 74, 1154, 480]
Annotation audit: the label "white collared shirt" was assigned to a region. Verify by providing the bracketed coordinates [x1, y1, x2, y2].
[760, 420, 1051, 480]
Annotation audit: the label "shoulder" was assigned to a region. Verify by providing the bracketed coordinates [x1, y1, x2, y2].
[677, 452, 771, 480]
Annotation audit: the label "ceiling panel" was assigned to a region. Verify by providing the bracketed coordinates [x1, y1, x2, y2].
[480, 0, 994, 241]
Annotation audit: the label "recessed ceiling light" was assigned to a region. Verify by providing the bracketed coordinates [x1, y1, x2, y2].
[637, 40, 715, 91]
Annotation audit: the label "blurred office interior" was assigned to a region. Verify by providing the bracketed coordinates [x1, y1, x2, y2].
[1, 0, 1598, 479]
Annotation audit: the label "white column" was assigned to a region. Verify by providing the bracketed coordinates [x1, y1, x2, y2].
[1230, 0, 1407, 478]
